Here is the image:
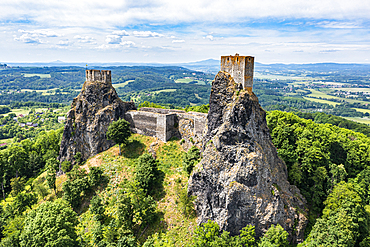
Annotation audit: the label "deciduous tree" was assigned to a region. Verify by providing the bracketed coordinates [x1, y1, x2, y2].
[106, 119, 131, 156]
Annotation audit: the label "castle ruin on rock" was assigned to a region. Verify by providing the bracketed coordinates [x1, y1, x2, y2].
[221, 53, 254, 92]
[124, 54, 255, 145]
[59, 56, 256, 162]
[188, 54, 308, 244]
[58, 69, 136, 163]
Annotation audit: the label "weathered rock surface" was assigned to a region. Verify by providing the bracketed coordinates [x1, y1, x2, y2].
[58, 79, 136, 163]
[188, 71, 307, 243]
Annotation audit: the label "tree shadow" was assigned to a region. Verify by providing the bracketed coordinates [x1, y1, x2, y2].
[122, 140, 146, 159]
[137, 210, 167, 244]
[151, 170, 166, 201]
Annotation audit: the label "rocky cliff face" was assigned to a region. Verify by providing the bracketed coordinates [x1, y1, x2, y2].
[58, 79, 136, 164]
[188, 71, 307, 243]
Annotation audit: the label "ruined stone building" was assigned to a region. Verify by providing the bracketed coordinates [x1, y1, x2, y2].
[221, 53, 254, 92]
[59, 55, 255, 162]
[124, 54, 254, 143]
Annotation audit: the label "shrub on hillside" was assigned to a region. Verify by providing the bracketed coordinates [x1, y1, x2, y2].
[135, 153, 160, 195]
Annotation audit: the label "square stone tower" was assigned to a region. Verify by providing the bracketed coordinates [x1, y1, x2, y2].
[220, 54, 254, 92]
[85, 69, 112, 83]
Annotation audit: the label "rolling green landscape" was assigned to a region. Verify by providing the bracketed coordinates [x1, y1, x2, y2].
[1, 62, 370, 246]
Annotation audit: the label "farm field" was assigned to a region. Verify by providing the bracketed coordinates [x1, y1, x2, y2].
[352, 108, 370, 114]
[0, 107, 50, 117]
[112, 80, 134, 88]
[336, 88, 370, 93]
[303, 97, 340, 106]
[21, 88, 69, 95]
[344, 117, 370, 125]
[175, 78, 204, 84]
[306, 89, 340, 99]
[0, 138, 12, 144]
[254, 72, 314, 81]
[151, 89, 177, 94]
[305, 89, 370, 105]
[23, 73, 51, 78]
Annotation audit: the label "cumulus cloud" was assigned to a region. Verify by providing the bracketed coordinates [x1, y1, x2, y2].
[106, 35, 122, 44]
[133, 31, 164, 38]
[105, 30, 130, 44]
[205, 35, 214, 41]
[74, 35, 96, 44]
[314, 21, 362, 29]
[18, 29, 62, 37]
[14, 34, 43, 44]
[96, 40, 135, 49]
[57, 40, 70, 46]
[172, 39, 185, 43]
[13, 29, 62, 44]
[2, 0, 370, 28]
[120, 41, 135, 47]
[112, 30, 129, 36]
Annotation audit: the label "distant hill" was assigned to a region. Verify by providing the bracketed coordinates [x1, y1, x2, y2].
[7, 60, 370, 75]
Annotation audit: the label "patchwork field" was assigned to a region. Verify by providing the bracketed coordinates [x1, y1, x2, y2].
[1, 107, 51, 116]
[254, 72, 314, 81]
[305, 89, 370, 105]
[112, 80, 134, 88]
[303, 97, 340, 106]
[344, 117, 370, 125]
[21, 88, 69, 95]
[151, 89, 177, 94]
[23, 73, 51, 78]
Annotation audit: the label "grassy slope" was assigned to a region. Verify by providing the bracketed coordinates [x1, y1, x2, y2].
[54, 134, 197, 246]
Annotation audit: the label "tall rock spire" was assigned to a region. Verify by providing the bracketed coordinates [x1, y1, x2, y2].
[58, 70, 136, 164]
[188, 71, 307, 243]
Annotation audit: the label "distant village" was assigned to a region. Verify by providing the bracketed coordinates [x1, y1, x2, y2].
[12, 112, 66, 127]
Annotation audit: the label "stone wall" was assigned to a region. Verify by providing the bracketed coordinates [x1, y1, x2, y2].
[221, 54, 254, 92]
[86, 69, 111, 83]
[124, 107, 207, 146]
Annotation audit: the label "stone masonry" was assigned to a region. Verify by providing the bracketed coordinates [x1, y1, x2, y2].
[221, 54, 254, 92]
[123, 54, 254, 143]
[124, 107, 207, 143]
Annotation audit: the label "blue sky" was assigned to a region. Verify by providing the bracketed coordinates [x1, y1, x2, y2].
[1, 0, 370, 64]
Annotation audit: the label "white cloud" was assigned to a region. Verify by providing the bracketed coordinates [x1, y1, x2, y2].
[205, 35, 214, 41]
[112, 30, 129, 36]
[133, 31, 164, 38]
[106, 35, 122, 44]
[1, 0, 370, 28]
[18, 29, 62, 37]
[96, 40, 135, 49]
[73, 35, 96, 43]
[57, 40, 70, 46]
[13, 29, 63, 44]
[314, 21, 362, 29]
[14, 33, 43, 44]
[2, 1, 370, 63]
[120, 41, 135, 47]
[105, 30, 131, 44]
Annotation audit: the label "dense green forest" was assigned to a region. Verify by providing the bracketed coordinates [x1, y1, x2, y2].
[0, 108, 370, 246]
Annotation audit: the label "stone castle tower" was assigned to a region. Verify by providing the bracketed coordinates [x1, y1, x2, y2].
[221, 54, 254, 92]
[86, 69, 112, 83]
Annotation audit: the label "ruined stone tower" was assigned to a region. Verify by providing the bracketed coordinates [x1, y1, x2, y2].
[86, 69, 112, 83]
[221, 54, 254, 92]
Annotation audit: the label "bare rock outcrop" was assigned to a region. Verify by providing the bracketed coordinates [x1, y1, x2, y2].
[58, 77, 136, 163]
[188, 71, 307, 243]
